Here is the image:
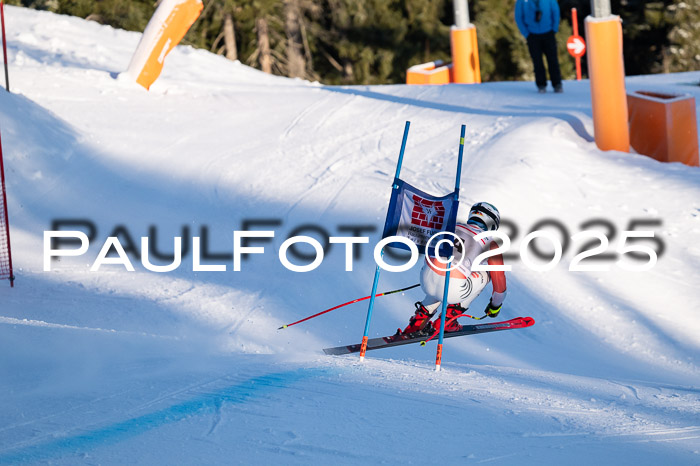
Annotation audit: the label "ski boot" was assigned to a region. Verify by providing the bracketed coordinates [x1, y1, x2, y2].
[398, 302, 434, 336]
[431, 304, 464, 333]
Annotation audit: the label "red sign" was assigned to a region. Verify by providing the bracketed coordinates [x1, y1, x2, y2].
[567, 35, 586, 58]
[411, 195, 445, 230]
[570, 8, 584, 80]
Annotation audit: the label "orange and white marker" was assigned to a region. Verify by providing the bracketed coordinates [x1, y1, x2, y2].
[124, 0, 202, 90]
[359, 336, 369, 361]
[566, 8, 586, 80]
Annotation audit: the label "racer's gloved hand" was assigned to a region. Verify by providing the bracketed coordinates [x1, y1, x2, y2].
[484, 301, 501, 318]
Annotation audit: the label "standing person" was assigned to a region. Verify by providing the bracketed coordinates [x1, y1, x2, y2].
[399, 202, 507, 336]
[515, 0, 563, 93]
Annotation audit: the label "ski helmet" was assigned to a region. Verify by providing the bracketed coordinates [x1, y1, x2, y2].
[467, 202, 500, 231]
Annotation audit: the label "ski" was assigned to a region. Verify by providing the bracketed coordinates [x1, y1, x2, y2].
[323, 316, 535, 355]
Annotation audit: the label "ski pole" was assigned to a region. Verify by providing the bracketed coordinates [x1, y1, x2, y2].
[278, 283, 420, 330]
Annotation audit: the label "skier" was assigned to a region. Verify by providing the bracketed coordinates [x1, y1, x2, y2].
[514, 0, 563, 93]
[400, 202, 507, 336]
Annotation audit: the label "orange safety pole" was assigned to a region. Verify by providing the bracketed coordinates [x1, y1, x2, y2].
[585, 15, 629, 152]
[124, 0, 203, 90]
[450, 26, 481, 84]
[572, 8, 582, 81]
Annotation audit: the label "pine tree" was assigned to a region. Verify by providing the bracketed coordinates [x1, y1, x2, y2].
[238, 0, 285, 74]
[611, 0, 674, 75]
[11, 0, 699, 84]
[401, 0, 451, 68]
[284, 0, 305, 77]
[556, 10, 575, 80]
[667, 0, 700, 75]
[311, 0, 409, 84]
[187, 0, 237, 57]
[471, 0, 574, 82]
[471, 0, 528, 81]
[55, 0, 154, 31]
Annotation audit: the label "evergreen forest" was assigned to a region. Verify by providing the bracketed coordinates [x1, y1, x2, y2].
[9, 0, 700, 85]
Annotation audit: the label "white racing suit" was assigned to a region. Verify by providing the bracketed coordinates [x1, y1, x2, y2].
[420, 223, 507, 314]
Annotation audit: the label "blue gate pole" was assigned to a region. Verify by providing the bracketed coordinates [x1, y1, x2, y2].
[359, 121, 410, 360]
[434, 264, 452, 371]
[359, 258, 382, 361]
[435, 124, 466, 371]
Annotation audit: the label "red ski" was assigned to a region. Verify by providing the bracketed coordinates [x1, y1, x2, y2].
[323, 316, 535, 355]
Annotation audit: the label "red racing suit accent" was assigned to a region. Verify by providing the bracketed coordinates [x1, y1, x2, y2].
[421, 224, 506, 308]
[426, 223, 507, 307]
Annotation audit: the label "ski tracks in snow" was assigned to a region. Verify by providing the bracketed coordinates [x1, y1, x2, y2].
[320, 357, 700, 454]
[0, 315, 179, 339]
[0, 366, 327, 464]
[281, 92, 336, 140]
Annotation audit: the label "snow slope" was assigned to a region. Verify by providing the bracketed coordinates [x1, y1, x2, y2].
[1, 6, 700, 464]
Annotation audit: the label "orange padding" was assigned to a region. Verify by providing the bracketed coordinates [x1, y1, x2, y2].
[136, 0, 203, 89]
[406, 61, 451, 85]
[450, 26, 480, 84]
[585, 16, 629, 152]
[628, 91, 699, 167]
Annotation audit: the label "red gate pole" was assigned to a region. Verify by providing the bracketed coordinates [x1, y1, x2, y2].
[572, 8, 581, 81]
[1, 0, 9, 92]
[0, 128, 14, 286]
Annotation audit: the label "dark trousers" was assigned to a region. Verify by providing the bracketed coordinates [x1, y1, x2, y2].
[526, 31, 562, 89]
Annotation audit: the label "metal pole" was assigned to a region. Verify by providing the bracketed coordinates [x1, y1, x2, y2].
[359, 260, 382, 361]
[434, 125, 466, 371]
[1, 0, 9, 92]
[359, 121, 411, 360]
[572, 8, 582, 81]
[453, 0, 469, 28]
[591, 0, 611, 18]
[454, 125, 465, 196]
[393, 121, 410, 180]
[434, 264, 451, 371]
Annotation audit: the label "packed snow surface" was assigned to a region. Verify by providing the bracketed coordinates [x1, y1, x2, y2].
[1, 6, 700, 464]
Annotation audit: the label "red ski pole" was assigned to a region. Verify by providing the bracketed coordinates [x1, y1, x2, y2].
[1, 0, 8, 92]
[278, 283, 419, 330]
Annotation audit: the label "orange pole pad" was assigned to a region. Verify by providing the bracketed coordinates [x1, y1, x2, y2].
[135, 0, 203, 89]
[585, 17, 629, 152]
[450, 26, 480, 84]
[406, 61, 451, 85]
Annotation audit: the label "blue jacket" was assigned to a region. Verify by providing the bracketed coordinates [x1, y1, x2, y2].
[515, 0, 560, 37]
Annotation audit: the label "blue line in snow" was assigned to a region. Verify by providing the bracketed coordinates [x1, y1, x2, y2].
[0, 368, 325, 464]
